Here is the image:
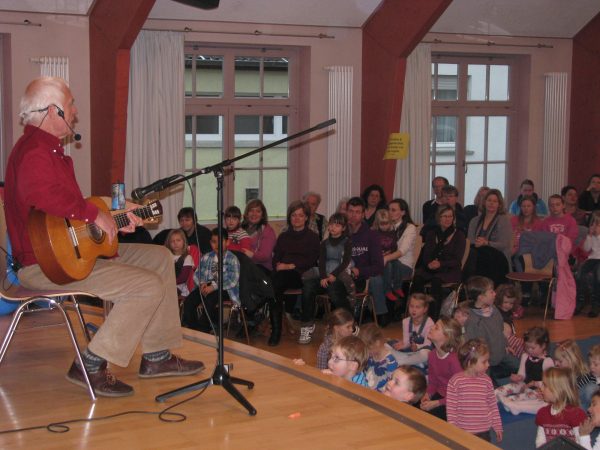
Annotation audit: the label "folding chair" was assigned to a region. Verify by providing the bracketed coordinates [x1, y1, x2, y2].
[225, 300, 250, 345]
[0, 199, 99, 401]
[506, 253, 555, 322]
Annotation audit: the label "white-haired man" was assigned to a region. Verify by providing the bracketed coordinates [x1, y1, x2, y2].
[4, 77, 204, 397]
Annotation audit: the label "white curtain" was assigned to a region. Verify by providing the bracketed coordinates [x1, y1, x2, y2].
[125, 31, 184, 230]
[393, 44, 431, 224]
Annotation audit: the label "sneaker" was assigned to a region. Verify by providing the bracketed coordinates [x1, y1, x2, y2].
[139, 354, 205, 378]
[297, 324, 316, 344]
[66, 361, 134, 397]
[385, 291, 399, 302]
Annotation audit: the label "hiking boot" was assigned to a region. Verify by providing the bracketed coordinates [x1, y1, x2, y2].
[298, 323, 316, 344]
[66, 361, 134, 398]
[139, 354, 205, 378]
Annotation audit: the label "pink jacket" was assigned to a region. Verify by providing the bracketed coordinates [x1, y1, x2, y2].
[553, 234, 576, 320]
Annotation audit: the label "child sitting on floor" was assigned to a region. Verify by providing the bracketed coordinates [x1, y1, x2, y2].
[495, 284, 524, 359]
[464, 276, 519, 385]
[452, 301, 470, 335]
[580, 390, 600, 450]
[323, 335, 369, 387]
[390, 293, 434, 367]
[535, 367, 587, 447]
[360, 323, 399, 392]
[316, 308, 356, 370]
[383, 365, 427, 406]
[496, 326, 554, 415]
[554, 340, 596, 410]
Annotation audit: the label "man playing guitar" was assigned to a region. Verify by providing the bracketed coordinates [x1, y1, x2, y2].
[4, 77, 204, 397]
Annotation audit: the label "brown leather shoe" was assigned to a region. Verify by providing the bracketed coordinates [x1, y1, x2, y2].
[139, 354, 205, 378]
[66, 361, 134, 397]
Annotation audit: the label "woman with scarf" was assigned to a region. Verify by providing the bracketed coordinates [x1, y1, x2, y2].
[412, 206, 466, 319]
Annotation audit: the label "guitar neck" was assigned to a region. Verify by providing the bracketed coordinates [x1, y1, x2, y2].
[113, 206, 157, 229]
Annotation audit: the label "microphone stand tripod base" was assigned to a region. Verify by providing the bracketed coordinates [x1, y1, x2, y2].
[155, 363, 257, 416]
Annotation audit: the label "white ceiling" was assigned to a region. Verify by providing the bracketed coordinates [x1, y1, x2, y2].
[0, 0, 599, 39]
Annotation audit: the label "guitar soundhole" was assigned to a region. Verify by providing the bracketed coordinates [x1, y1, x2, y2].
[88, 224, 104, 244]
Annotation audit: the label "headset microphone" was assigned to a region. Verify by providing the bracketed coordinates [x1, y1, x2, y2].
[54, 105, 81, 141]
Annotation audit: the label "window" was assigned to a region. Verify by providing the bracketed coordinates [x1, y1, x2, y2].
[430, 55, 516, 205]
[184, 45, 298, 223]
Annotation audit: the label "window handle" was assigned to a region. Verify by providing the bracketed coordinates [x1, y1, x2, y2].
[463, 160, 467, 174]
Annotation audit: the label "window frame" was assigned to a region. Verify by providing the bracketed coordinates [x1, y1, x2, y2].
[184, 44, 299, 222]
[430, 53, 519, 204]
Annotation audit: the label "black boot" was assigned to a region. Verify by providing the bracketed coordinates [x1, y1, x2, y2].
[268, 299, 282, 347]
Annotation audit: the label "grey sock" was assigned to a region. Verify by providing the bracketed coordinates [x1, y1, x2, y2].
[81, 348, 106, 373]
[142, 350, 171, 363]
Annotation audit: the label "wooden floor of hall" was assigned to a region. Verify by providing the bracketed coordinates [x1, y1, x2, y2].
[0, 303, 596, 449]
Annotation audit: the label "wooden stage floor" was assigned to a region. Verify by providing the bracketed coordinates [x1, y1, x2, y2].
[0, 308, 495, 449]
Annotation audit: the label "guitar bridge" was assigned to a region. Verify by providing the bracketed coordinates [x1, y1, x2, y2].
[65, 219, 82, 259]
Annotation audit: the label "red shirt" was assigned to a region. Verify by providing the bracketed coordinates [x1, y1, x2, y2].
[535, 404, 586, 443]
[4, 126, 98, 267]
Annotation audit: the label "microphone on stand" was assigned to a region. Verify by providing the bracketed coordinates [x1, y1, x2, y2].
[131, 175, 181, 200]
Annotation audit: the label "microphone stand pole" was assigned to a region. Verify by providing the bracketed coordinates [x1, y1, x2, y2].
[154, 118, 336, 414]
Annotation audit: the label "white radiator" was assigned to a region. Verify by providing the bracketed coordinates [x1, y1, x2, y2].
[325, 65, 353, 216]
[541, 72, 568, 200]
[31, 56, 70, 83]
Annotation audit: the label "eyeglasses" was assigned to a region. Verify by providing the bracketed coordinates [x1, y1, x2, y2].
[329, 355, 355, 363]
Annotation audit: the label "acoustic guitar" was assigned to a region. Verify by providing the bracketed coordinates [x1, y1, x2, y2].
[28, 196, 163, 285]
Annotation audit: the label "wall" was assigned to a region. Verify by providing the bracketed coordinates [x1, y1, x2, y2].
[0, 11, 91, 194]
[426, 33, 573, 202]
[143, 18, 363, 213]
[569, 13, 600, 190]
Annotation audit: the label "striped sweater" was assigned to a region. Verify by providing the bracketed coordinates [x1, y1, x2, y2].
[446, 371, 503, 435]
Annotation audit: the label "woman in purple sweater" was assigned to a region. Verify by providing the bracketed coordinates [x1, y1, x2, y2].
[412, 206, 466, 319]
[271, 200, 320, 345]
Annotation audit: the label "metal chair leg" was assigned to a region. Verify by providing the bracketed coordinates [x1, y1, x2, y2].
[69, 295, 92, 342]
[54, 302, 97, 401]
[543, 278, 555, 323]
[0, 300, 32, 365]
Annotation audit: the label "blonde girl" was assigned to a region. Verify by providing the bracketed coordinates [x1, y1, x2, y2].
[165, 228, 194, 298]
[420, 317, 463, 420]
[316, 308, 356, 370]
[535, 367, 587, 447]
[446, 339, 503, 443]
[554, 340, 596, 410]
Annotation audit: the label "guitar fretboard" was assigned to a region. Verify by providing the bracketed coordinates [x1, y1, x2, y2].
[113, 204, 161, 229]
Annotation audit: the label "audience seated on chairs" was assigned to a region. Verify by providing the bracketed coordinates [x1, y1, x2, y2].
[578, 173, 600, 214]
[361, 184, 388, 228]
[153, 207, 212, 255]
[241, 199, 277, 277]
[182, 228, 239, 333]
[562, 185, 589, 226]
[164, 229, 195, 300]
[576, 211, 600, 317]
[379, 199, 417, 308]
[467, 189, 512, 286]
[271, 200, 320, 345]
[302, 213, 355, 339]
[541, 194, 579, 246]
[224, 205, 252, 253]
[346, 197, 385, 323]
[303, 191, 328, 240]
[463, 186, 489, 230]
[508, 179, 548, 217]
[510, 195, 542, 258]
[421, 185, 467, 238]
[412, 206, 466, 319]
[422, 176, 449, 225]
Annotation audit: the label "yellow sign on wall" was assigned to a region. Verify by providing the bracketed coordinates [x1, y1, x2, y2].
[383, 132, 409, 160]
